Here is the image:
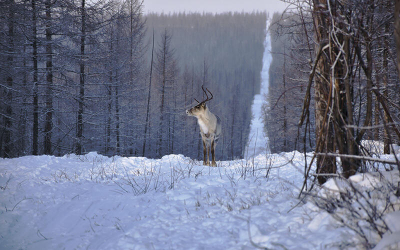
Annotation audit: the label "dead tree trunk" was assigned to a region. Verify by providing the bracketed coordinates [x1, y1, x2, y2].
[313, 0, 337, 184]
[32, 0, 39, 155]
[382, 4, 390, 154]
[3, 0, 15, 158]
[76, 0, 86, 155]
[142, 30, 154, 156]
[44, 0, 53, 154]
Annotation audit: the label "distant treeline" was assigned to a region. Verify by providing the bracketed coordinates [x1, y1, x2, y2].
[0, 0, 267, 161]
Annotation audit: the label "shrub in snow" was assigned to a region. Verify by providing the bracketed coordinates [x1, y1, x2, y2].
[308, 170, 400, 248]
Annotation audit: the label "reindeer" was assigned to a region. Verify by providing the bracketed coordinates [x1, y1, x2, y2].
[186, 86, 222, 167]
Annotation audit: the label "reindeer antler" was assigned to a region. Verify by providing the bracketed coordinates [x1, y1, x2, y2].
[193, 86, 214, 104]
[201, 85, 213, 102]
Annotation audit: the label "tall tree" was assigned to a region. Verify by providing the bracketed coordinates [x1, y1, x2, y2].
[155, 28, 176, 157]
[76, 0, 86, 155]
[32, 0, 39, 155]
[44, 0, 53, 154]
[312, 0, 335, 184]
[1, 0, 15, 158]
[143, 29, 155, 156]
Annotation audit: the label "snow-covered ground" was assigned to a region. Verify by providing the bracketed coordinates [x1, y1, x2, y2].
[1, 152, 399, 249]
[0, 152, 343, 249]
[0, 152, 313, 249]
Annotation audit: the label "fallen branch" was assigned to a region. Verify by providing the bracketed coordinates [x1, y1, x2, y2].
[315, 153, 399, 165]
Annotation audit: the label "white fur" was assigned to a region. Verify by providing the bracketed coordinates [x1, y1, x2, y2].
[198, 119, 209, 134]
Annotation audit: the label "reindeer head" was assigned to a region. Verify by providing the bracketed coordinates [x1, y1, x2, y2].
[186, 85, 213, 117]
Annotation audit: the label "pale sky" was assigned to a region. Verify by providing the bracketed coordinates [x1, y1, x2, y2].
[143, 0, 288, 15]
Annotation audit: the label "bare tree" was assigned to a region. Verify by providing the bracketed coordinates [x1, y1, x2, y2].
[75, 0, 86, 155]
[143, 29, 155, 156]
[155, 28, 176, 157]
[1, 0, 15, 158]
[43, 0, 53, 154]
[32, 0, 39, 155]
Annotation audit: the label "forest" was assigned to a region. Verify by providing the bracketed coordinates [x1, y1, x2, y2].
[0, 0, 267, 160]
[264, 0, 400, 183]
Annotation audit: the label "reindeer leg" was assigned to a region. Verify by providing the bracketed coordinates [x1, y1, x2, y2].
[207, 143, 210, 166]
[203, 140, 208, 166]
[211, 139, 216, 167]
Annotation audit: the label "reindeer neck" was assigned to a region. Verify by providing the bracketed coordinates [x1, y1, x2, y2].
[198, 108, 212, 121]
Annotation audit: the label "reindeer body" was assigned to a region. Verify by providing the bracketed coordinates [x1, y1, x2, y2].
[186, 87, 221, 166]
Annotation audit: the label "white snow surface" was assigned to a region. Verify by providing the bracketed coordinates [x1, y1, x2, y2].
[2, 152, 398, 249]
[1, 152, 350, 249]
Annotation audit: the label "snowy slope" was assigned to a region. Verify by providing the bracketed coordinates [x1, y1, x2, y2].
[245, 22, 272, 159]
[1, 152, 354, 249]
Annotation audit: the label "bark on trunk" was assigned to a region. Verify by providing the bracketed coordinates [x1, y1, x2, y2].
[76, 0, 86, 155]
[44, 0, 53, 155]
[313, 0, 337, 184]
[3, 0, 14, 158]
[32, 0, 39, 155]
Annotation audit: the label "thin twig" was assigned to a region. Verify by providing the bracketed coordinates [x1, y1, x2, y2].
[37, 229, 48, 240]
